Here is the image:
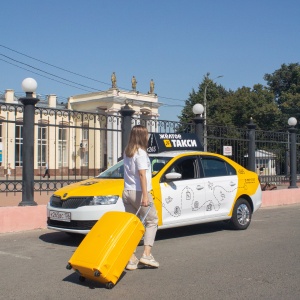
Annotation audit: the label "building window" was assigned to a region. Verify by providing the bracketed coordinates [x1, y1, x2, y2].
[58, 127, 67, 167]
[15, 123, 23, 166]
[84, 151, 88, 166]
[83, 127, 88, 140]
[38, 125, 47, 166]
[82, 127, 88, 166]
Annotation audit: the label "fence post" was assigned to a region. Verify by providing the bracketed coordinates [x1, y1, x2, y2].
[285, 146, 290, 177]
[288, 118, 298, 188]
[120, 102, 135, 155]
[193, 115, 204, 151]
[247, 118, 256, 172]
[193, 103, 204, 151]
[19, 78, 39, 206]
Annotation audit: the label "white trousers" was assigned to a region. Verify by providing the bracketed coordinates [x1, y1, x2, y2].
[122, 189, 158, 247]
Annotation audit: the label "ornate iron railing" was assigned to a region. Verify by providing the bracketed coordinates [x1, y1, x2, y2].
[0, 103, 299, 195]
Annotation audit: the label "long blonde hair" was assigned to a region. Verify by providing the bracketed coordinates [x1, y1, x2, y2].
[124, 125, 148, 157]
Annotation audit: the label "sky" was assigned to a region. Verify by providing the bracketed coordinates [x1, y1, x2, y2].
[1, 0, 300, 121]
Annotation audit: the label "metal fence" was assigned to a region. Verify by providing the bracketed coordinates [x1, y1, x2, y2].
[0, 103, 299, 195]
[206, 125, 300, 185]
[0, 104, 193, 194]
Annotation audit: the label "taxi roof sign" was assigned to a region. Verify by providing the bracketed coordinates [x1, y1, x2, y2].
[147, 133, 203, 153]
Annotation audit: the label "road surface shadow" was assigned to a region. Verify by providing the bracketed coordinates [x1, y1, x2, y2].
[63, 270, 127, 289]
[39, 231, 84, 247]
[156, 221, 228, 241]
[39, 221, 229, 246]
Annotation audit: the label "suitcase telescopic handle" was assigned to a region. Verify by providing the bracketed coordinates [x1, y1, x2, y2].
[136, 203, 153, 226]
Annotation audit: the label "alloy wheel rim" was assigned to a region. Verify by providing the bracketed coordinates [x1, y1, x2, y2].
[237, 203, 250, 225]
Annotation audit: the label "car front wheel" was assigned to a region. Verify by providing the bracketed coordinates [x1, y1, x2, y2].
[230, 198, 252, 230]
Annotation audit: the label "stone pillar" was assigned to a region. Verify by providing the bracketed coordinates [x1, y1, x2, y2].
[247, 118, 256, 172]
[19, 93, 39, 206]
[120, 103, 135, 156]
[193, 115, 204, 151]
[288, 126, 298, 188]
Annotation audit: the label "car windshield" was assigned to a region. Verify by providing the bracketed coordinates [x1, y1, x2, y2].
[96, 156, 172, 179]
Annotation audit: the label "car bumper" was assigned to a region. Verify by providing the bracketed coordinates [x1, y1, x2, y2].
[47, 199, 125, 234]
[252, 184, 262, 212]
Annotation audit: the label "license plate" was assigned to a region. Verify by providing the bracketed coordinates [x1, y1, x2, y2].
[49, 210, 71, 222]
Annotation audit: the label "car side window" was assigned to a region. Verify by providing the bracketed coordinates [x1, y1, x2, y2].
[201, 156, 237, 177]
[150, 157, 172, 177]
[164, 156, 199, 180]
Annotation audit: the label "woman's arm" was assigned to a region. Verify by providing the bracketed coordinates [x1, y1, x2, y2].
[138, 169, 149, 206]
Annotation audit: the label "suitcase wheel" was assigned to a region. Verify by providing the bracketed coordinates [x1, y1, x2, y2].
[105, 282, 114, 289]
[66, 263, 72, 270]
[79, 276, 86, 283]
[94, 270, 101, 277]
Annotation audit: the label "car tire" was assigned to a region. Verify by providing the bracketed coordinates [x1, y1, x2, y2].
[230, 198, 252, 230]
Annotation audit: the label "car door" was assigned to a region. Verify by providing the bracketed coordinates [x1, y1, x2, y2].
[200, 156, 238, 218]
[160, 155, 206, 226]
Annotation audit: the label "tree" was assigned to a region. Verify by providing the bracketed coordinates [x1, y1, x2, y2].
[178, 74, 229, 125]
[226, 84, 281, 130]
[179, 78, 280, 130]
[264, 63, 300, 122]
[178, 88, 201, 124]
[179, 64, 300, 130]
[264, 63, 300, 103]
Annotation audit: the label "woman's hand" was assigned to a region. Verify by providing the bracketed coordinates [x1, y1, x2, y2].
[141, 195, 149, 207]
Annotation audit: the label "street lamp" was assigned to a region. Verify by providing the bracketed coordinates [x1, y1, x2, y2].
[193, 103, 204, 115]
[193, 103, 204, 151]
[18, 78, 39, 206]
[203, 74, 223, 151]
[287, 117, 298, 189]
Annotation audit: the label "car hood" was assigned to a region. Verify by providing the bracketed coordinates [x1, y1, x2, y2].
[53, 178, 124, 200]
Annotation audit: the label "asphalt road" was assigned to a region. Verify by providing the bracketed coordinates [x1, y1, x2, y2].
[0, 204, 299, 300]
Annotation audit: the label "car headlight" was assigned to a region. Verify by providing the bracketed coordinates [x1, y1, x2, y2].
[89, 195, 119, 205]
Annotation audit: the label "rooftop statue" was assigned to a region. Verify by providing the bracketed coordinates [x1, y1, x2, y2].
[131, 76, 137, 91]
[111, 72, 117, 88]
[149, 79, 155, 94]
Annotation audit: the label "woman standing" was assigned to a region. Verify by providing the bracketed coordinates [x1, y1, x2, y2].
[122, 125, 159, 270]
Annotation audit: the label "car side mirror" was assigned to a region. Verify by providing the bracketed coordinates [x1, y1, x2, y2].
[165, 172, 182, 181]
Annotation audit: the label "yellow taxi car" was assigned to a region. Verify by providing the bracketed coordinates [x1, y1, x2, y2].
[47, 133, 262, 234]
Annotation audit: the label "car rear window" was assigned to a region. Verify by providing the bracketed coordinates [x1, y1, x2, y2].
[201, 156, 236, 177]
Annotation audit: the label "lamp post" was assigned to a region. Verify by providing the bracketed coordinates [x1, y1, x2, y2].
[203, 74, 223, 151]
[192, 103, 204, 151]
[287, 117, 298, 189]
[18, 78, 39, 206]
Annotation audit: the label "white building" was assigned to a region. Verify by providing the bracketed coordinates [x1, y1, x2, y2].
[68, 87, 161, 168]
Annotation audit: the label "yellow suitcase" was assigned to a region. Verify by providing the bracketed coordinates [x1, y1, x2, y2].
[67, 206, 151, 289]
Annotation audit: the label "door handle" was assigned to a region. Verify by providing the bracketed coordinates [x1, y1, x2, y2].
[229, 182, 236, 186]
[196, 185, 204, 190]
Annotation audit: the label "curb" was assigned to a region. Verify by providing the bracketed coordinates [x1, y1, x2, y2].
[0, 205, 47, 234]
[1, 188, 300, 234]
[260, 188, 300, 207]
